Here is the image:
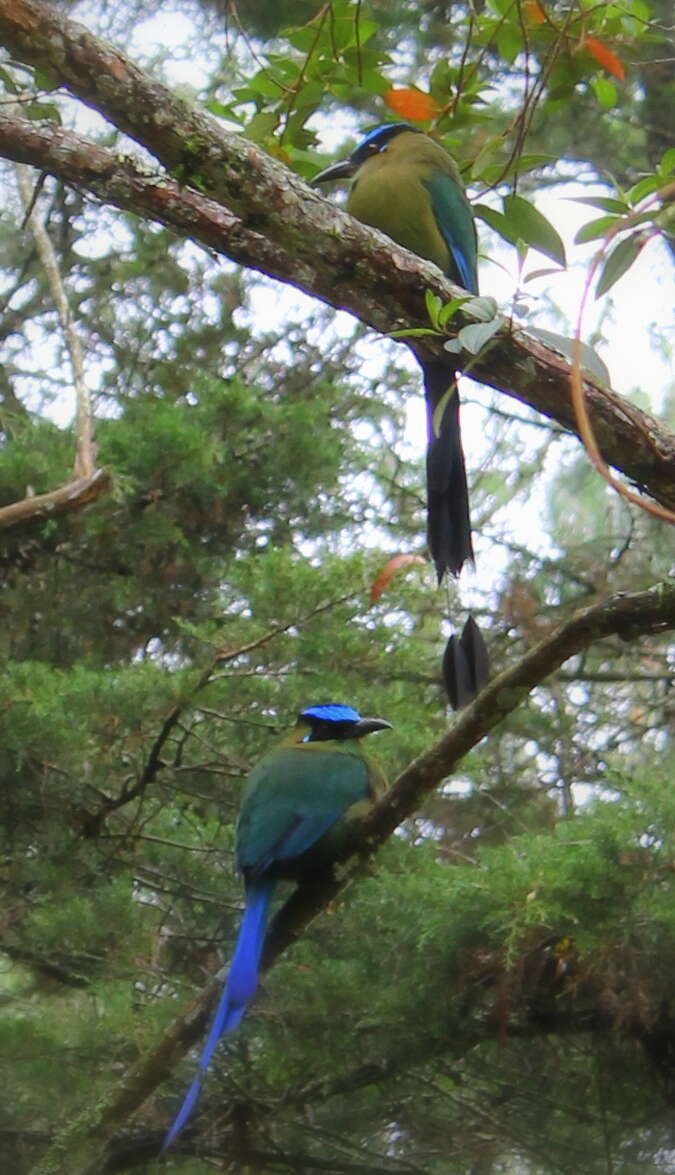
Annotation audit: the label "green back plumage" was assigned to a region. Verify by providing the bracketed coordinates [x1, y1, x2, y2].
[236, 725, 387, 880]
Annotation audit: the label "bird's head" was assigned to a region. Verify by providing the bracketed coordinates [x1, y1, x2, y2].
[312, 123, 421, 186]
[296, 703, 392, 743]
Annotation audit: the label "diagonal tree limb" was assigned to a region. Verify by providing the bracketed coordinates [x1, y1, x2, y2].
[0, 3, 673, 508]
[29, 581, 675, 1175]
[263, 580, 675, 962]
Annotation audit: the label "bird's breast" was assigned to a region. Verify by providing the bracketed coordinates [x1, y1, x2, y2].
[348, 162, 451, 274]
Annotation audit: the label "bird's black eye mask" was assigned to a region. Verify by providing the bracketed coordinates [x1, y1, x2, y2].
[302, 719, 356, 743]
[351, 122, 422, 166]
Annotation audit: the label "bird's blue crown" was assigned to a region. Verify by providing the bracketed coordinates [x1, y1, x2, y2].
[300, 704, 361, 724]
[352, 122, 420, 163]
[360, 122, 414, 147]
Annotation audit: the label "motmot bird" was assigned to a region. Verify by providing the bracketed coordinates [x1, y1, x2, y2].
[164, 703, 391, 1149]
[314, 123, 478, 581]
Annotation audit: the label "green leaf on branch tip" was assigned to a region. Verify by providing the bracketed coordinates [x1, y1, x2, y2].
[595, 232, 646, 297]
[627, 176, 659, 204]
[523, 267, 565, 282]
[571, 196, 629, 214]
[574, 215, 620, 244]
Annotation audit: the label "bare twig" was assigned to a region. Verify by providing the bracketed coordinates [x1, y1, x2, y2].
[14, 161, 96, 477]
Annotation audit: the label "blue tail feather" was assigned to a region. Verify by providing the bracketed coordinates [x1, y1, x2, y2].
[162, 879, 274, 1150]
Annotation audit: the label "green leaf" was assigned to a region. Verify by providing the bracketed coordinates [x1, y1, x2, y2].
[244, 110, 280, 144]
[236, 70, 285, 99]
[354, 68, 391, 96]
[387, 328, 441, 339]
[525, 327, 611, 383]
[438, 296, 471, 327]
[479, 154, 556, 186]
[627, 176, 659, 204]
[206, 100, 243, 123]
[502, 195, 567, 266]
[25, 101, 61, 123]
[575, 215, 620, 244]
[595, 232, 645, 298]
[591, 78, 617, 109]
[497, 26, 522, 64]
[285, 26, 321, 51]
[425, 290, 444, 330]
[462, 295, 499, 322]
[473, 203, 515, 242]
[571, 196, 629, 214]
[33, 66, 60, 92]
[457, 320, 502, 354]
[659, 147, 675, 177]
[470, 134, 507, 178]
[0, 65, 19, 93]
[523, 267, 565, 282]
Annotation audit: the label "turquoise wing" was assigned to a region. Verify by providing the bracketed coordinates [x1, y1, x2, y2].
[424, 171, 478, 293]
[236, 747, 369, 877]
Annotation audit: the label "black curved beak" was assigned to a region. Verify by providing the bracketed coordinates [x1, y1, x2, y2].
[351, 717, 392, 737]
[312, 157, 357, 186]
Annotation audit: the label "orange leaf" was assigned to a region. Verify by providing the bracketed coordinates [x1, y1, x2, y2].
[370, 554, 426, 602]
[524, 0, 546, 24]
[384, 88, 440, 122]
[583, 37, 625, 81]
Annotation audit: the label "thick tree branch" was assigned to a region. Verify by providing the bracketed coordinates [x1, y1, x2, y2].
[0, 4, 673, 509]
[0, 467, 111, 529]
[28, 581, 675, 1175]
[264, 581, 675, 962]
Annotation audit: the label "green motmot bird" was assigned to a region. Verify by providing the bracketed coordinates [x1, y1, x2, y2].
[164, 703, 391, 1149]
[314, 123, 478, 581]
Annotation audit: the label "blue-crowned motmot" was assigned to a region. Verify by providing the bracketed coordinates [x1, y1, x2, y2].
[314, 123, 478, 581]
[163, 703, 391, 1149]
